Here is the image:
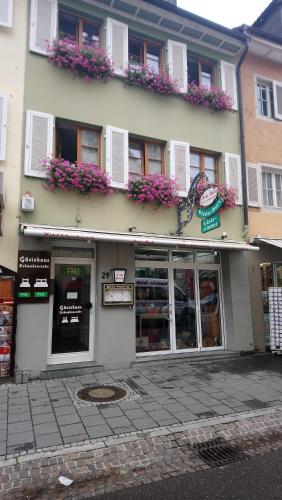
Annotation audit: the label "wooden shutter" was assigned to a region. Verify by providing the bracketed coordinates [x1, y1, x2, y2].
[247, 163, 262, 207]
[106, 17, 128, 76]
[24, 110, 54, 177]
[224, 153, 242, 205]
[273, 80, 282, 120]
[29, 0, 57, 55]
[0, 0, 13, 27]
[220, 61, 238, 111]
[105, 126, 128, 189]
[169, 140, 190, 197]
[0, 96, 8, 161]
[167, 40, 187, 93]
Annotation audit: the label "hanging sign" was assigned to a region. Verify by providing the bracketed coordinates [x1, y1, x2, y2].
[17, 251, 51, 303]
[201, 214, 221, 233]
[199, 186, 218, 207]
[197, 197, 223, 218]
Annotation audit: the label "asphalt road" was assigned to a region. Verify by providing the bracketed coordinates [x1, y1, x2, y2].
[97, 449, 282, 500]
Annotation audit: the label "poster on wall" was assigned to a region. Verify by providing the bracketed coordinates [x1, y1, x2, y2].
[17, 251, 51, 303]
[0, 265, 17, 378]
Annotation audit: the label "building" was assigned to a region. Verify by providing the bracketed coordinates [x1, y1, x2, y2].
[238, 1, 282, 352]
[12, 0, 257, 380]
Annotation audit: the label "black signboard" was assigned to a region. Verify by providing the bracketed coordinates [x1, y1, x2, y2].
[17, 251, 51, 303]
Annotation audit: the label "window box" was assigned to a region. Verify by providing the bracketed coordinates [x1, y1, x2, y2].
[47, 37, 114, 82]
[125, 64, 178, 95]
[44, 158, 112, 194]
[127, 174, 179, 208]
[183, 84, 233, 111]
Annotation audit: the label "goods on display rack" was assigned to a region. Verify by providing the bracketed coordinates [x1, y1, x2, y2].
[268, 287, 282, 354]
[0, 267, 16, 378]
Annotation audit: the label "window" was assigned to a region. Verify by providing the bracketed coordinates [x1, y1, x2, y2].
[187, 56, 214, 88]
[190, 150, 218, 184]
[129, 138, 164, 177]
[58, 10, 100, 48]
[256, 80, 274, 118]
[262, 170, 282, 208]
[56, 120, 101, 165]
[128, 34, 162, 73]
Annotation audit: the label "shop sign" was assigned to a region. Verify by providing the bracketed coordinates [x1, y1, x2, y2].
[58, 304, 83, 326]
[199, 186, 218, 207]
[17, 251, 51, 303]
[61, 266, 85, 278]
[197, 197, 223, 218]
[201, 214, 221, 234]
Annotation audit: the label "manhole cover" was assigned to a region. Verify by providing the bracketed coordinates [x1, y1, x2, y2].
[190, 438, 248, 468]
[77, 385, 127, 403]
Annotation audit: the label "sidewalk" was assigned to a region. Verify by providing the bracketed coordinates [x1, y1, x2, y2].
[1, 355, 282, 459]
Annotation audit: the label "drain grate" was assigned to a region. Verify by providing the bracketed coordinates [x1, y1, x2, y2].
[190, 437, 248, 468]
[77, 385, 127, 403]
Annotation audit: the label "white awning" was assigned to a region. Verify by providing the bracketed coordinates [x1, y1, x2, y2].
[252, 237, 282, 249]
[20, 224, 259, 252]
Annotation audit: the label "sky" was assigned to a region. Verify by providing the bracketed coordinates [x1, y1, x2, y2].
[176, 0, 271, 29]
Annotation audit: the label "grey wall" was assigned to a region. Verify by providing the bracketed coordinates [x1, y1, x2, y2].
[224, 251, 254, 352]
[95, 242, 136, 369]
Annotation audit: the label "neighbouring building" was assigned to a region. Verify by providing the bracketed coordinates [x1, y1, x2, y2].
[5, 0, 258, 380]
[238, 1, 282, 352]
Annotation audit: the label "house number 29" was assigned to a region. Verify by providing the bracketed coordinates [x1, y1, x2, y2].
[101, 271, 111, 279]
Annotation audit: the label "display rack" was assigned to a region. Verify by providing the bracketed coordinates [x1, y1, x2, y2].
[268, 287, 282, 354]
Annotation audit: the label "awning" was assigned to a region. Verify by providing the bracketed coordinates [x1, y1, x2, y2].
[20, 224, 259, 252]
[252, 237, 282, 249]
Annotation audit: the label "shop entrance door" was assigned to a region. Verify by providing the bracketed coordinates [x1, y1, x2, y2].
[48, 258, 94, 364]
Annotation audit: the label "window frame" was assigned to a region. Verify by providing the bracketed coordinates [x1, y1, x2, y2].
[256, 78, 274, 119]
[261, 168, 282, 208]
[56, 120, 102, 167]
[190, 149, 219, 185]
[128, 33, 163, 72]
[128, 137, 165, 177]
[58, 8, 101, 48]
[187, 55, 215, 87]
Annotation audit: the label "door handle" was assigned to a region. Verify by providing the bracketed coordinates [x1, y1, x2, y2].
[161, 304, 172, 321]
[84, 302, 93, 309]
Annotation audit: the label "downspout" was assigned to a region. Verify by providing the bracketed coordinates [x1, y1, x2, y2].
[236, 27, 250, 231]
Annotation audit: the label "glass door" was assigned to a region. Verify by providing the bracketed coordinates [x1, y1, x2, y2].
[199, 269, 222, 349]
[135, 267, 171, 353]
[48, 259, 94, 364]
[173, 269, 198, 350]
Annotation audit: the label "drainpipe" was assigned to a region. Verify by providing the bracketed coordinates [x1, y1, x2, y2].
[236, 26, 250, 231]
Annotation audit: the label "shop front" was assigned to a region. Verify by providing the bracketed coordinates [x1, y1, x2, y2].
[14, 224, 257, 380]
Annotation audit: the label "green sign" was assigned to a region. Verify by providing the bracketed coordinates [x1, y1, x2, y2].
[201, 214, 221, 233]
[197, 197, 223, 218]
[17, 291, 31, 298]
[34, 291, 48, 298]
[62, 266, 85, 278]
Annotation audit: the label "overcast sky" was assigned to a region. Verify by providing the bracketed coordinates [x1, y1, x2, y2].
[177, 0, 271, 28]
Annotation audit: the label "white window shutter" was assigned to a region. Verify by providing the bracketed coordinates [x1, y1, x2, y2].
[105, 126, 128, 189]
[0, 96, 8, 161]
[273, 80, 282, 120]
[247, 163, 262, 207]
[220, 61, 238, 111]
[169, 140, 190, 197]
[225, 153, 242, 205]
[29, 0, 57, 55]
[106, 17, 128, 76]
[24, 110, 54, 178]
[167, 40, 187, 93]
[0, 0, 13, 27]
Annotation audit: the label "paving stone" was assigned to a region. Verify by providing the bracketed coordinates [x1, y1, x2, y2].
[60, 423, 86, 438]
[100, 407, 124, 418]
[141, 402, 163, 412]
[123, 409, 148, 420]
[87, 424, 113, 439]
[8, 412, 31, 423]
[211, 405, 237, 415]
[63, 433, 89, 444]
[56, 413, 81, 425]
[112, 426, 137, 434]
[35, 432, 63, 448]
[0, 429, 6, 441]
[76, 406, 100, 417]
[81, 414, 106, 427]
[32, 413, 56, 425]
[33, 422, 59, 436]
[49, 392, 69, 401]
[52, 398, 73, 408]
[106, 416, 133, 429]
[132, 418, 157, 430]
[118, 400, 141, 410]
[54, 405, 77, 416]
[148, 410, 173, 422]
[29, 398, 51, 407]
[7, 431, 34, 446]
[8, 421, 33, 433]
[8, 405, 30, 414]
[173, 411, 197, 422]
[31, 405, 53, 415]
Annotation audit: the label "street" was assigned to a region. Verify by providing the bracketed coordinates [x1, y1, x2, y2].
[98, 448, 282, 500]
